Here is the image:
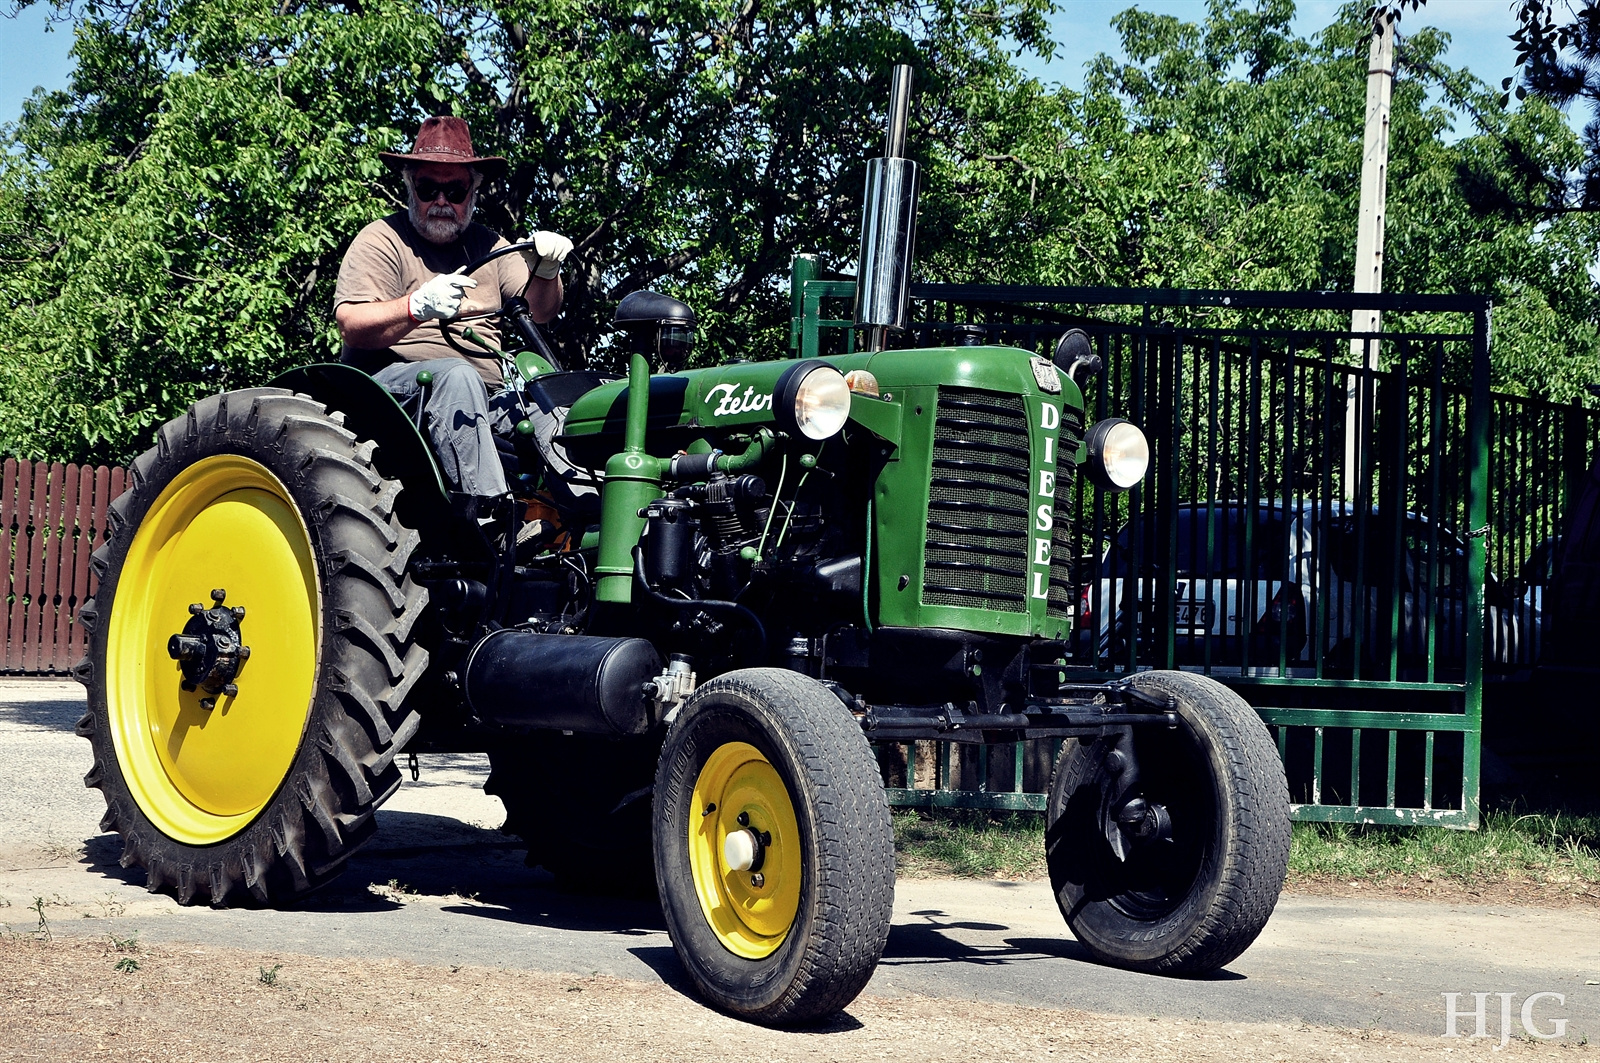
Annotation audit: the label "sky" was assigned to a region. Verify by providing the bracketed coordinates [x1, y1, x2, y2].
[0, 1, 1530, 127]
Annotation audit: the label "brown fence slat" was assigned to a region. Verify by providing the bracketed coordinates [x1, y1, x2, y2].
[20, 460, 52, 673]
[47, 464, 80, 671]
[1, 458, 16, 671]
[65, 465, 97, 664]
[8, 460, 36, 671]
[37, 463, 65, 671]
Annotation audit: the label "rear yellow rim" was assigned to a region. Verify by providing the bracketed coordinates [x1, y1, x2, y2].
[688, 741, 803, 959]
[104, 454, 320, 845]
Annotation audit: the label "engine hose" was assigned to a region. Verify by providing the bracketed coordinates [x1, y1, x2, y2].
[631, 546, 768, 663]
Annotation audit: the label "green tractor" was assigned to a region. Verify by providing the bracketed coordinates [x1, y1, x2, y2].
[74, 69, 1290, 1024]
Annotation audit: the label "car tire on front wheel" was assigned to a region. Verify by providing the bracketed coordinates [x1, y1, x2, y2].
[1045, 669, 1290, 974]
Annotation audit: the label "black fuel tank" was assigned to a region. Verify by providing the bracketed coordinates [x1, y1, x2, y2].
[463, 630, 662, 736]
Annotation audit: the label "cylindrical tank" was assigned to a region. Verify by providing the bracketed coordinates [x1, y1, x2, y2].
[463, 630, 663, 736]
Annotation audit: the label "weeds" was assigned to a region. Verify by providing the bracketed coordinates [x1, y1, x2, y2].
[370, 879, 418, 902]
[258, 964, 283, 987]
[890, 803, 1600, 890]
[1289, 808, 1600, 888]
[114, 957, 140, 974]
[109, 931, 140, 953]
[28, 897, 50, 942]
[893, 809, 1046, 879]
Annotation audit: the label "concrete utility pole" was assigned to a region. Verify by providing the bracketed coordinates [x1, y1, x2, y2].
[1345, 12, 1395, 501]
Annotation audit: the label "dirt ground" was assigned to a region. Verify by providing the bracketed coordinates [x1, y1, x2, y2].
[0, 936, 1590, 1063]
[1286, 872, 1600, 909]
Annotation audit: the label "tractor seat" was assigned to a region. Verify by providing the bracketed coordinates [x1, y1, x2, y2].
[516, 370, 614, 518]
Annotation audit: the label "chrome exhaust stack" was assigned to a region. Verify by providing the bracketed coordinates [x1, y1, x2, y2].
[855, 64, 919, 353]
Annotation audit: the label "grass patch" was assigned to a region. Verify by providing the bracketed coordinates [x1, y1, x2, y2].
[1290, 808, 1600, 890]
[891, 804, 1600, 896]
[892, 809, 1046, 879]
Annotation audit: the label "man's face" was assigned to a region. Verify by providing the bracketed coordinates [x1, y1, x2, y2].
[407, 162, 477, 244]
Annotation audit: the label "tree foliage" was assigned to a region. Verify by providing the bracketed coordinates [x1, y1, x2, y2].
[1, 0, 1597, 465]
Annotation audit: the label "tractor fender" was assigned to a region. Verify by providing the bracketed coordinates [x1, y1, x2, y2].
[270, 363, 454, 542]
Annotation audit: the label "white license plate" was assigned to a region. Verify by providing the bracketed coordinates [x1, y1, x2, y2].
[1175, 600, 1216, 629]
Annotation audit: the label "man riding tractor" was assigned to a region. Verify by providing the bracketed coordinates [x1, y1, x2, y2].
[332, 115, 572, 529]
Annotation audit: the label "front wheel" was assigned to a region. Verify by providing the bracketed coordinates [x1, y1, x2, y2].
[652, 669, 894, 1025]
[1046, 670, 1290, 974]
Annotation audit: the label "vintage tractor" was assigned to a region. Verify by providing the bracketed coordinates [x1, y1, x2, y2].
[74, 68, 1290, 1024]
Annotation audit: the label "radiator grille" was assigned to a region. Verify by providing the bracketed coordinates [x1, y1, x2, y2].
[921, 389, 1030, 611]
[1049, 403, 1085, 617]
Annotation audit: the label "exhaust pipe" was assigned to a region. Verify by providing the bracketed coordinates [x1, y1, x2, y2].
[855, 64, 919, 353]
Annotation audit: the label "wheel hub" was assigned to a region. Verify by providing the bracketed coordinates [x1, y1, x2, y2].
[166, 588, 251, 709]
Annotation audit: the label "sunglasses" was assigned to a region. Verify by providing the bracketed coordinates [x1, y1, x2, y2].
[414, 178, 472, 204]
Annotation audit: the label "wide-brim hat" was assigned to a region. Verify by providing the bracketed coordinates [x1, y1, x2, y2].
[379, 116, 507, 181]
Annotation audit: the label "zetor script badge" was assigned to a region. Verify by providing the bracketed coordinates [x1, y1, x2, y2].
[708, 383, 775, 417]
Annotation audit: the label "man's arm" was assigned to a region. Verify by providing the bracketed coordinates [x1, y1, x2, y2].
[336, 297, 421, 350]
[523, 275, 564, 324]
[336, 272, 479, 348]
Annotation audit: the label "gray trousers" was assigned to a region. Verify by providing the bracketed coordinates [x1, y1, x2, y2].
[374, 359, 519, 500]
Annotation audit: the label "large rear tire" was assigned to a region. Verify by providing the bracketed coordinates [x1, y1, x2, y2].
[652, 669, 894, 1025]
[75, 388, 429, 906]
[1045, 670, 1289, 974]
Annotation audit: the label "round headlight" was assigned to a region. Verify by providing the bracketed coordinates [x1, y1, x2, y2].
[775, 360, 851, 441]
[1084, 418, 1149, 492]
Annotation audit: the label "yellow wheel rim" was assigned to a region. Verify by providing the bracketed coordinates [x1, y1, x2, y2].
[688, 741, 803, 959]
[104, 454, 320, 845]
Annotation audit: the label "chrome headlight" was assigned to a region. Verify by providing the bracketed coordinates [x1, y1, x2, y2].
[1084, 418, 1149, 492]
[776, 360, 851, 440]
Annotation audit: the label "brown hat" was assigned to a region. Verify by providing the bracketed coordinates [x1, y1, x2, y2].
[379, 116, 507, 180]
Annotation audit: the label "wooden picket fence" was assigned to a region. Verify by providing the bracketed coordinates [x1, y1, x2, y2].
[2, 458, 127, 674]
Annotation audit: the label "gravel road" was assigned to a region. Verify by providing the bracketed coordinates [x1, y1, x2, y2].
[4, 677, 1597, 1046]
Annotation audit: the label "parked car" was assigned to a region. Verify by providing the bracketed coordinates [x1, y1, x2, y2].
[1076, 501, 1522, 677]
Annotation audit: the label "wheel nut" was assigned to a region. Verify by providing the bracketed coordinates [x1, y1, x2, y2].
[750, 873, 764, 889]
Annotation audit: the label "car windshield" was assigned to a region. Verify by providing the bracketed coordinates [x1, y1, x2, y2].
[1113, 506, 1288, 579]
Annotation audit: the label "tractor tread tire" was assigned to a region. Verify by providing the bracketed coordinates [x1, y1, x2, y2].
[653, 668, 895, 1025]
[1047, 670, 1290, 975]
[76, 387, 428, 907]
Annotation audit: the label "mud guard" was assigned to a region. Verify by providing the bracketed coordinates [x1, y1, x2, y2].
[270, 363, 456, 544]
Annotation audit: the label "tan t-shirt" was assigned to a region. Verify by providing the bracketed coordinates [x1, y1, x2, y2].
[333, 212, 532, 387]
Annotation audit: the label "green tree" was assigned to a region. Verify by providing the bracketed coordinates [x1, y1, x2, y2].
[0, 0, 1055, 464]
[2, 0, 1597, 465]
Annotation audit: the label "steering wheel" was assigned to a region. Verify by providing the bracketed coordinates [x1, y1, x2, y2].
[436, 241, 564, 374]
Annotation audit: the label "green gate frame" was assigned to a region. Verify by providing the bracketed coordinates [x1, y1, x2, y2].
[791, 258, 1508, 828]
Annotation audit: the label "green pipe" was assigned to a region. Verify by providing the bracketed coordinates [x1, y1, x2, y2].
[595, 349, 666, 603]
[717, 428, 778, 474]
[624, 350, 651, 456]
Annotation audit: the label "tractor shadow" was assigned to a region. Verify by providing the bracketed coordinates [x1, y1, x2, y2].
[0, 688, 88, 732]
[878, 909, 1247, 980]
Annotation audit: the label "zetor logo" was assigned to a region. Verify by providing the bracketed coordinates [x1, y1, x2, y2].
[707, 383, 773, 417]
[1030, 403, 1061, 600]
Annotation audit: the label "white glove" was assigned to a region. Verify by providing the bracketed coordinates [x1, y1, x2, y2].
[519, 231, 573, 279]
[408, 272, 477, 322]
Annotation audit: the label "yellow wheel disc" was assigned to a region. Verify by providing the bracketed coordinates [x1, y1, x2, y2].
[104, 454, 320, 845]
[688, 741, 803, 959]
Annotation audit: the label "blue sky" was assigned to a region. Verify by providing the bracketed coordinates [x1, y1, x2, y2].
[0, 1, 1526, 127]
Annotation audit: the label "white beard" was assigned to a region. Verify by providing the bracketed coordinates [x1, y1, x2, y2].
[409, 195, 475, 244]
